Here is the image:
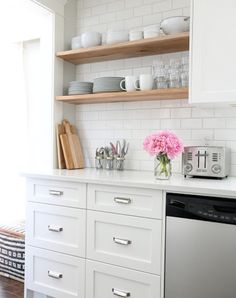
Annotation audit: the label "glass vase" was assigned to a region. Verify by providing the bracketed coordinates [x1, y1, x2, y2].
[154, 154, 172, 180]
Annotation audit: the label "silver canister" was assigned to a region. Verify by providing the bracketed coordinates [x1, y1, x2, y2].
[105, 156, 114, 170]
[115, 157, 125, 171]
[95, 156, 104, 169]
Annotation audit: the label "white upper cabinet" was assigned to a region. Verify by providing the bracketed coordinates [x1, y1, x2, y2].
[190, 0, 236, 104]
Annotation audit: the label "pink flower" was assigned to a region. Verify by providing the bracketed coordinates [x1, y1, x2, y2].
[143, 131, 183, 160]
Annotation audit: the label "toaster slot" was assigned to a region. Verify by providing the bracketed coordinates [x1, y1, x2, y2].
[204, 150, 207, 169]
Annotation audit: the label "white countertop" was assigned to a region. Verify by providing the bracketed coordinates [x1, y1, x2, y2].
[23, 168, 236, 198]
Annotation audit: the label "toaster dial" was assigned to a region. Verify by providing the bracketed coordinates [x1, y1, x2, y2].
[211, 164, 221, 174]
[185, 163, 193, 173]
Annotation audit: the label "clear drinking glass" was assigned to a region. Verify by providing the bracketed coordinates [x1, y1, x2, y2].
[181, 71, 189, 87]
[169, 70, 181, 88]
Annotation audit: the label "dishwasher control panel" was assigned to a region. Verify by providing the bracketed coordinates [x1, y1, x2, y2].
[167, 193, 236, 225]
[188, 204, 236, 224]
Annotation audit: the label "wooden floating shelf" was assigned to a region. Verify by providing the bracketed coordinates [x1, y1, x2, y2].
[56, 88, 189, 104]
[56, 32, 189, 65]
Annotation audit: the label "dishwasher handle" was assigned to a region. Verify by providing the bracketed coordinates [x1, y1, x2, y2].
[169, 199, 186, 209]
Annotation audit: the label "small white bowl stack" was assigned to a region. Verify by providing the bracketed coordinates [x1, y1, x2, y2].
[70, 16, 190, 50]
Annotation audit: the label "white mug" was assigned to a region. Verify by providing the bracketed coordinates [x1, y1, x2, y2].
[135, 74, 154, 91]
[120, 76, 137, 92]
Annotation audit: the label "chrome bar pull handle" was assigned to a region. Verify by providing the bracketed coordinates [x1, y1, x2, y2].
[112, 288, 130, 297]
[49, 190, 63, 196]
[48, 270, 63, 279]
[48, 225, 63, 232]
[114, 197, 131, 204]
[113, 237, 132, 246]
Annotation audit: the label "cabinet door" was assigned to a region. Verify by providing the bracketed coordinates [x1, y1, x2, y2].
[86, 260, 161, 298]
[25, 247, 85, 298]
[190, 0, 236, 104]
[27, 178, 86, 208]
[87, 210, 162, 275]
[26, 203, 86, 257]
[87, 184, 163, 219]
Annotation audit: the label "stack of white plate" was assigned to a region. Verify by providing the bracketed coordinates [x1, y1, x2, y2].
[93, 77, 125, 93]
[68, 81, 93, 95]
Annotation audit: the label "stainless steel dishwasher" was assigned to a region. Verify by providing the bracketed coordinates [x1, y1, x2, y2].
[165, 193, 236, 298]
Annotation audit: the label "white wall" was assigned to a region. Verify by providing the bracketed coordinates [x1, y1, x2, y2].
[74, 0, 236, 176]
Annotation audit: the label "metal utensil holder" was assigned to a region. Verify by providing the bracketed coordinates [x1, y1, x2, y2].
[105, 156, 114, 170]
[95, 156, 104, 169]
[115, 157, 125, 171]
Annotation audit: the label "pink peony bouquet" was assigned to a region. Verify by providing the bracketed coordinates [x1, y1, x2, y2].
[143, 130, 183, 159]
[143, 131, 183, 179]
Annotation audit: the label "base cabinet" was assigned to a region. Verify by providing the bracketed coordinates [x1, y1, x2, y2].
[86, 260, 161, 298]
[25, 178, 164, 298]
[25, 247, 85, 298]
[87, 210, 162, 274]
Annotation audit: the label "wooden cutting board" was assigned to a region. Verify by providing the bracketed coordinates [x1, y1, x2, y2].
[63, 119, 80, 168]
[56, 124, 66, 169]
[60, 133, 74, 169]
[71, 125, 84, 169]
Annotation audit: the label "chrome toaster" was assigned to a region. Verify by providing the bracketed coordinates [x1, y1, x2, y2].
[182, 146, 230, 178]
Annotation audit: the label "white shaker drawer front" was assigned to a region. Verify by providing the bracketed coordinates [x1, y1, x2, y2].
[87, 211, 162, 274]
[26, 203, 86, 257]
[88, 184, 163, 219]
[27, 178, 86, 208]
[86, 260, 161, 298]
[25, 247, 85, 298]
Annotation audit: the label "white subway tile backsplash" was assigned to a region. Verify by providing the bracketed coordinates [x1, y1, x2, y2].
[143, 13, 162, 26]
[215, 130, 236, 141]
[161, 119, 181, 129]
[171, 108, 191, 118]
[75, 0, 236, 176]
[134, 5, 152, 17]
[123, 120, 141, 129]
[108, 0, 125, 12]
[215, 108, 236, 117]
[163, 8, 183, 18]
[125, 0, 143, 8]
[116, 9, 134, 20]
[124, 16, 143, 30]
[192, 107, 214, 118]
[153, 0, 172, 13]
[181, 119, 202, 129]
[203, 118, 226, 129]
[191, 129, 214, 141]
[92, 4, 107, 16]
[226, 118, 236, 128]
[99, 12, 116, 24]
[182, 6, 190, 15]
[140, 119, 161, 129]
[172, 0, 190, 9]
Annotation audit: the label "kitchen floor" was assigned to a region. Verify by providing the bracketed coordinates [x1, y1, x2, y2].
[0, 276, 24, 298]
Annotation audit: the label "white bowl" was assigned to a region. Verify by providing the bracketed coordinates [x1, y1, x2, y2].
[144, 30, 160, 39]
[81, 32, 102, 48]
[129, 30, 143, 41]
[160, 16, 190, 35]
[71, 36, 82, 50]
[106, 30, 129, 44]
